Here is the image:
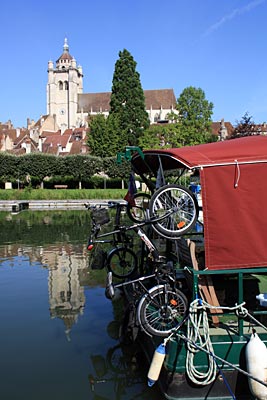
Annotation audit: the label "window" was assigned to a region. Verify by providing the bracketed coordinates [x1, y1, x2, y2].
[64, 81, 69, 90]
[154, 113, 159, 123]
[59, 81, 63, 90]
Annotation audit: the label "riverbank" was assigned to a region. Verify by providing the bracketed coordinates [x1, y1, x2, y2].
[0, 199, 125, 212]
[0, 188, 126, 201]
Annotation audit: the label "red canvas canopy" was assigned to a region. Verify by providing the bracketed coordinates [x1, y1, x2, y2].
[131, 136, 267, 270]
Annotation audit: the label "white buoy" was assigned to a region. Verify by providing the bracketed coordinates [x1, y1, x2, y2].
[245, 330, 267, 400]
[147, 343, 166, 387]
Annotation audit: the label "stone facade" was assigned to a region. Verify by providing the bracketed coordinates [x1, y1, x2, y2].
[47, 39, 178, 132]
[47, 39, 83, 131]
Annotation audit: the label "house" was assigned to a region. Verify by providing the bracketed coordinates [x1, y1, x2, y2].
[211, 119, 234, 140]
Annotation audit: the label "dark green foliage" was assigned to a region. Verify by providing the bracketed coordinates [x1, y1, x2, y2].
[231, 112, 256, 138]
[110, 49, 150, 146]
[175, 86, 214, 143]
[138, 125, 163, 149]
[87, 114, 127, 157]
[0, 153, 127, 187]
[102, 157, 131, 179]
[87, 114, 112, 157]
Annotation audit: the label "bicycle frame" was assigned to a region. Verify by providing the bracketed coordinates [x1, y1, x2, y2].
[86, 201, 177, 259]
[86, 201, 134, 250]
[105, 259, 188, 338]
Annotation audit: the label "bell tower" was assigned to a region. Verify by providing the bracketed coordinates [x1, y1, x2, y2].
[46, 38, 83, 131]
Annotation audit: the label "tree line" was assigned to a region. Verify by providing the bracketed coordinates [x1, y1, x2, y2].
[0, 153, 131, 189]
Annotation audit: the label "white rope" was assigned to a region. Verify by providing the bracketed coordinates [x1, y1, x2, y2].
[185, 299, 217, 385]
[163, 300, 267, 390]
[185, 300, 249, 386]
[234, 159, 240, 188]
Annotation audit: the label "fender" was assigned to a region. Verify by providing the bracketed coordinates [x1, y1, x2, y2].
[245, 330, 267, 400]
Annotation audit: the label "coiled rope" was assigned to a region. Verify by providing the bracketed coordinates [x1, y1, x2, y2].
[186, 298, 217, 385]
[165, 299, 267, 391]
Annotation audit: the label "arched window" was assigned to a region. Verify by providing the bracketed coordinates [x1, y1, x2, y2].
[64, 81, 69, 90]
[59, 81, 63, 90]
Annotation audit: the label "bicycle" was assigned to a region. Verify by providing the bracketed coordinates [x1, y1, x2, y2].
[86, 201, 138, 279]
[105, 260, 188, 338]
[102, 213, 189, 338]
[89, 343, 144, 398]
[86, 185, 199, 278]
[86, 197, 188, 279]
[125, 184, 199, 238]
[126, 192, 151, 223]
[149, 183, 199, 239]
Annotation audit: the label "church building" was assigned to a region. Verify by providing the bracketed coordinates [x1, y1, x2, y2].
[46, 39, 178, 132]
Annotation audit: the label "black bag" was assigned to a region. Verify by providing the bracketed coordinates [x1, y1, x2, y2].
[91, 208, 110, 225]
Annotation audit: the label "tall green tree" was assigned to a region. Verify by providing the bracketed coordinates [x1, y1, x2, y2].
[110, 49, 150, 146]
[87, 113, 128, 157]
[176, 86, 214, 143]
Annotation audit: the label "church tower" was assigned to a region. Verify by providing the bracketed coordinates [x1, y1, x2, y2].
[46, 38, 83, 131]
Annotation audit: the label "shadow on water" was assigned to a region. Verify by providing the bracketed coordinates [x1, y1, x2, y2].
[0, 210, 163, 400]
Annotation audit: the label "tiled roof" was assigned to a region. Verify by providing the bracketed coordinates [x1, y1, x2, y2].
[40, 130, 61, 137]
[0, 128, 18, 141]
[69, 140, 88, 154]
[78, 92, 111, 113]
[211, 121, 234, 136]
[13, 131, 30, 145]
[43, 133, 70, 148]
[56, 52, 73, 63]
[144, 89, 176, 109]
[77, 89, 176, 113]
[33, 115, 49, 128]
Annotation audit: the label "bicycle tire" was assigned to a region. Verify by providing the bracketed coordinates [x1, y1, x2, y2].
[149, 184, 199, 239]
[106, 344, 129, 373]
[107, 247, 138, 279]
[126, 192, 151, 223]
[137, 284, 188, 337]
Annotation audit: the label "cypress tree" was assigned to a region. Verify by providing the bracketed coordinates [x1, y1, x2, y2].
[110, 49, 149, 146]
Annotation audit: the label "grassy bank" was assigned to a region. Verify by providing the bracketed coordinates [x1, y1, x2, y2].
[0, 189, 127, 200]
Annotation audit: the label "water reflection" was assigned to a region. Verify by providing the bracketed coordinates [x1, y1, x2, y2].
[0, 211, 163, 400]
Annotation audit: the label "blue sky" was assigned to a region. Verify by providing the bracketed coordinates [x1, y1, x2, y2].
[1, 0, 267, 128]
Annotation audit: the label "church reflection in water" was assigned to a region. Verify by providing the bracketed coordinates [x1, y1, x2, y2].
[0, 241, 105, 339]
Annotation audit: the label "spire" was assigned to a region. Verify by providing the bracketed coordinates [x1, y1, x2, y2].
[63, 37, 69, 54]
[56, 38, 73, 66]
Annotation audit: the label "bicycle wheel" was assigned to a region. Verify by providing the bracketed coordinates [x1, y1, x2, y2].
[149, 184, 199, 239]
[107, 247, 138, 279]
[137, 284, 188, 337]
[126, 192, 151, 223]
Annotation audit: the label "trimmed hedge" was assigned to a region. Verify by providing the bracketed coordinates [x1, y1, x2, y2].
[0, 153, 131, 188]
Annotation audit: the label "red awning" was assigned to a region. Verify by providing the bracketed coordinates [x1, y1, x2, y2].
[131, 136, 267, 270]
[132, 135, 267, 172]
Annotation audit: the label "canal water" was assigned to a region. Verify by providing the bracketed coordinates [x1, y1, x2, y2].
[0, 210, 163, 400]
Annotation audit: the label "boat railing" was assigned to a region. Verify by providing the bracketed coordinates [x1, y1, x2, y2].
[188, 266, 267, 337]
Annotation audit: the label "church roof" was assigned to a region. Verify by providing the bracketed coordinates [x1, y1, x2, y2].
[78, 92, 111, 113]
[57, 52, 73, 62]
[56, 38, 73, 63]
[77, 88, 176, 113]
[144, 89, 176, 109]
